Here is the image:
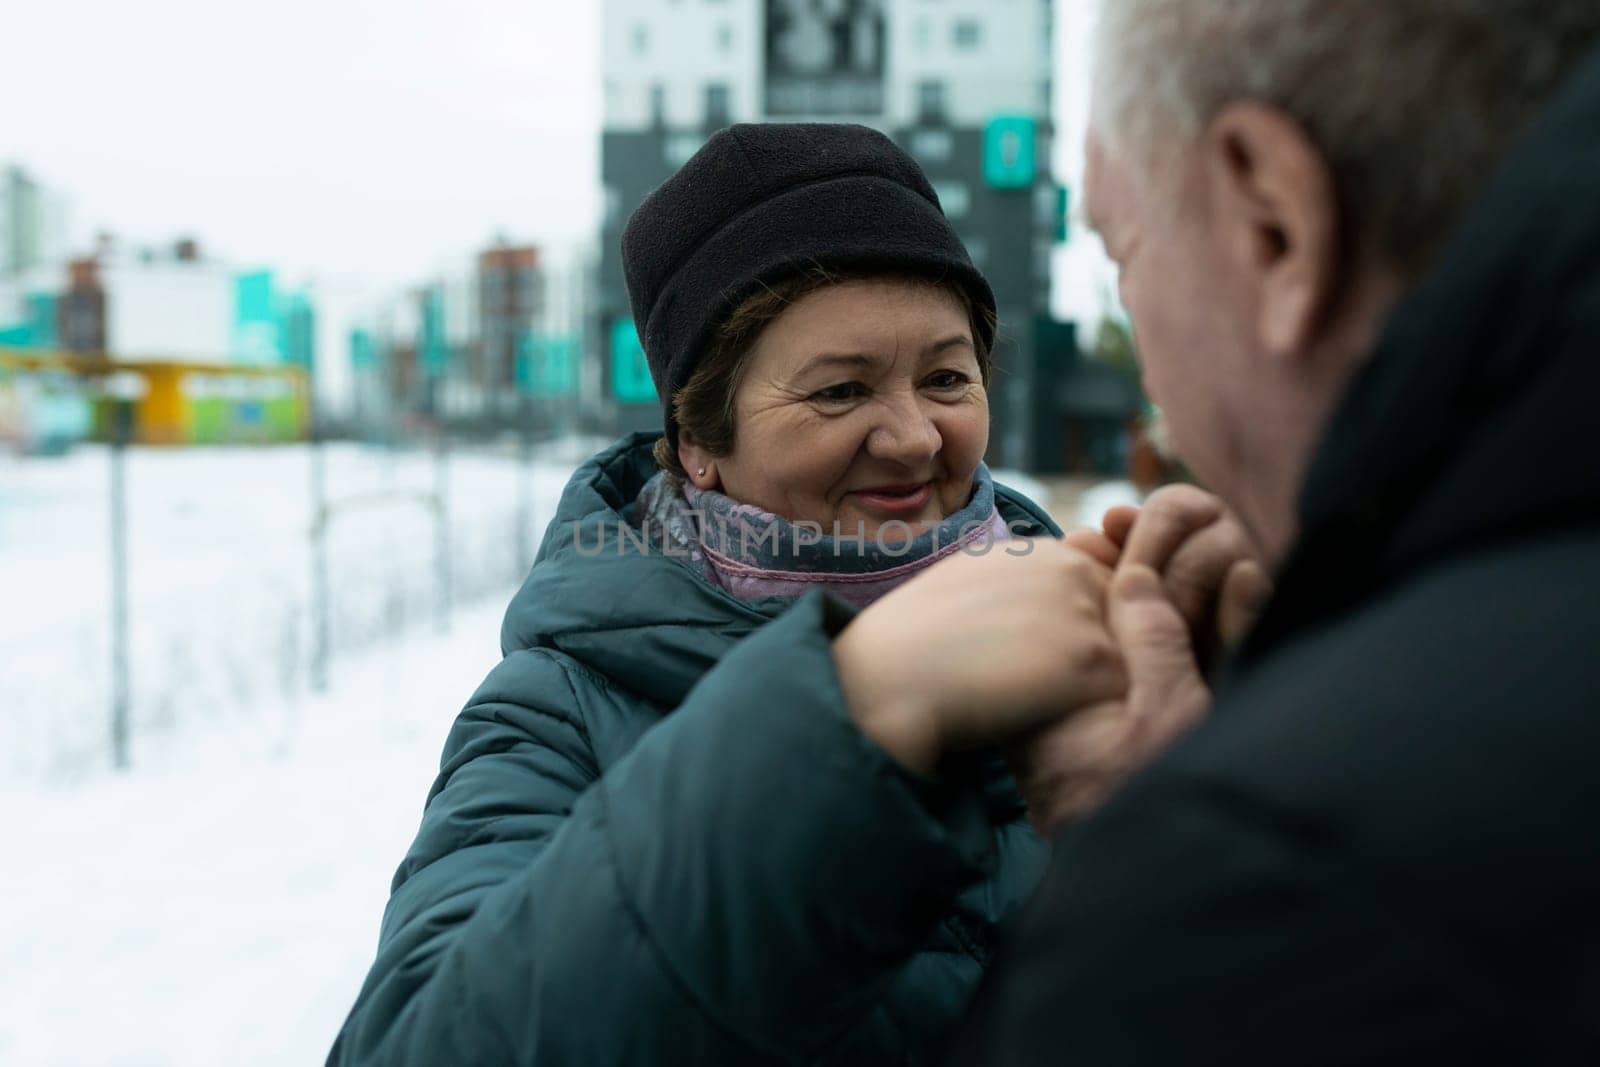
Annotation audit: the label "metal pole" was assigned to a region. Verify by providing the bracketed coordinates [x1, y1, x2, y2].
[109, 400, 132, 771]
[433, 428, 451, 633]
[309, 411, 331, 692]
[517, 395, 534, 575]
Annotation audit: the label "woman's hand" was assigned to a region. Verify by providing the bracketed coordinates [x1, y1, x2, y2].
[832, 540, 1129, 778]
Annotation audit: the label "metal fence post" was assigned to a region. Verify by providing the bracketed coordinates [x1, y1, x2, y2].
[517, 396, 535, 575]
[309, 412, 331, 692]
[109, 399, 132, 771]
[434, 429, 452, 633]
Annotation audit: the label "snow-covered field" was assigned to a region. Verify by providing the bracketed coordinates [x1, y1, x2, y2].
[2, 440, 588, 784]
[0, 595, 513, 1066]
[0, 438, 594, 1065]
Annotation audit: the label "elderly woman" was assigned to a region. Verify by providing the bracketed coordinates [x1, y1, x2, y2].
[329, 124, 1129, 1066]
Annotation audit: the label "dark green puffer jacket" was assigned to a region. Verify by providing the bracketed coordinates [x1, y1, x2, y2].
[329, 433, 1059, 1066]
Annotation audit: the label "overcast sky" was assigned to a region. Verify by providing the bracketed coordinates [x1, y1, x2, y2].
[3, 0, 1107, 329]
[2, 0, 602, 291]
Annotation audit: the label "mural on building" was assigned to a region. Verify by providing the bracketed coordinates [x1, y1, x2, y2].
[765, 0, 886, 115]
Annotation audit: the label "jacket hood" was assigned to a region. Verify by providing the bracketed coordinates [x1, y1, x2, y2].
[501, 432, 1060, 707]
[1241, 46, 1600, 662]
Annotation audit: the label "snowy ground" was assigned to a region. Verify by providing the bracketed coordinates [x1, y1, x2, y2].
[0, 594, 512, 1066]
[1, 438, 595, 1065]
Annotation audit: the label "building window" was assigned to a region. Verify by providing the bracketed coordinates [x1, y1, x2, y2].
[932, 180, 971, 219]
[917, 80, 947, 123]
[953, 19, 981, 50]
[910, 128, 953, 162]
[963, 236, 988, 268]
[716, 22, 733, 52]
[650, 83, 666, 126]
[705, 83, 732, 127]
[631, 24, 649, 55]
[1034, 183, 1057, 225]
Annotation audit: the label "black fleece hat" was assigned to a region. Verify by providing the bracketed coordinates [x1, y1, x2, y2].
[621, 122, 997, 442]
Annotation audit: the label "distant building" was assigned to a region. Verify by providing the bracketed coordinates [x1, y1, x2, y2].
[0, 280, 60, 350]
[57, 258, 107, 354]
[280, 291, 316, 372]
[1, 165, 70, 280]
[598, 0, 1067, 469]
[230, 268, 281, 365]
[347, 240, 597, 436]
[477, 242, 545, 417]
[0, 166, 71, 352]
[387, 333, 424, 418]
[40, 241, 310, 368]
[347, 326, 384, 428]
[108, 257, 237, 362]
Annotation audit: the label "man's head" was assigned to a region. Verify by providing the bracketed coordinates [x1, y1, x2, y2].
[1085, 0, 1600, 563]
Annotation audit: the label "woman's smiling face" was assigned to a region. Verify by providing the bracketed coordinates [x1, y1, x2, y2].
[680, 278, 990, 543]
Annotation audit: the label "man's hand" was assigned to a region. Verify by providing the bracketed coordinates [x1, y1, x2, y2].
[832, 540, 1129, 778]
[1009, 561, 1213, 835]
[1012, 487, 1272, 834]
[1105, 486, 1271, 669]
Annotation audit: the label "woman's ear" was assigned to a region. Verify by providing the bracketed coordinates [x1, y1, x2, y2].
[676, 432, 718, 489]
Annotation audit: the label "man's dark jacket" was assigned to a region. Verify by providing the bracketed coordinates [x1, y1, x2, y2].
[951, 46, 1600, 1067]
[327, 434, 1060, 1065]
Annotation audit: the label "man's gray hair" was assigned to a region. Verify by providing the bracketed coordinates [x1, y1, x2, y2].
[1093, 1, 1600, 275]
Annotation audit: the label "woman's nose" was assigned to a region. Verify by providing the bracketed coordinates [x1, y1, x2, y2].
[866, 396, 942, 466]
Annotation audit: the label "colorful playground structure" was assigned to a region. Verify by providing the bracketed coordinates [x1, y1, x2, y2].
[0, 349, 309, 452]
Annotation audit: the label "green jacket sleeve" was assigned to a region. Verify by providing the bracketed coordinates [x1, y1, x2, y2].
[329, 590, 997, 1066]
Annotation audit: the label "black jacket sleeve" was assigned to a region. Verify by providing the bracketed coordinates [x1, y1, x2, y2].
[947, 772, 1515, 1066]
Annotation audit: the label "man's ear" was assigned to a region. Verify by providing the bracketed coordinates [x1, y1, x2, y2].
[676, 432, 719, 489]
[1201, 102, 1339, 361]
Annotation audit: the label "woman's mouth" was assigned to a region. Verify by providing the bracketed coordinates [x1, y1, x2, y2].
[850, 482, 934, 514]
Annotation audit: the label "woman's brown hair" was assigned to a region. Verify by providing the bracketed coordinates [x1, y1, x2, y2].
[652, 265, 996, 478]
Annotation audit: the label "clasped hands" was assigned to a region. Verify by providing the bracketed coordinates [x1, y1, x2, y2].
[832, 485, 1271, 836]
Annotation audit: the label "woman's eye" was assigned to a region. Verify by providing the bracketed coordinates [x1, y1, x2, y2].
[925, 371, 970, 390]
[812, 383, 865, 403]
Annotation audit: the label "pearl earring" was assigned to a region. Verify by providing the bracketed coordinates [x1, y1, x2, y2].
[696, 468, 706, 477]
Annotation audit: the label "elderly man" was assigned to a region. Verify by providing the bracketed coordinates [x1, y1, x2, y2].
[947, 1, 1600, 1063]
